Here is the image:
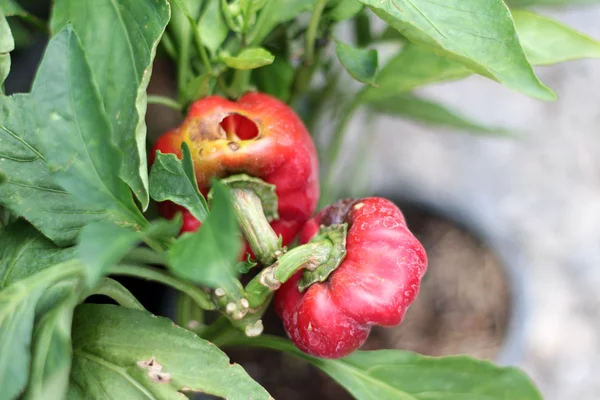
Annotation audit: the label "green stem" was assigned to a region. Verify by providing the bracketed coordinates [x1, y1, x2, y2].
[320, 98, 360, 206]
[87, 278, 146, 311]
[191, 21, 213, 74]
[177, 34, 191, 100]
[230, 69, 251, 98]
[245, 240, 333, 308]
[160, 31, 177, 60]
[109, 264, 215, 310]
[231, 188, 281, 265]
[147, 95, 183, 111]
[122, 247, 167, 266]
[177, 292, 205, 330]
[198, 316, 232, 342]
[305, 0, 328, 66]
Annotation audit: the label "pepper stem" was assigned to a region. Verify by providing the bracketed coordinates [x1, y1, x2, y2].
[245, 239, 333, 308]
[230, 187, 282, 265]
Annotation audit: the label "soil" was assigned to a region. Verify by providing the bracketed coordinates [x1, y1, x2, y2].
[224, 204, 512, 400]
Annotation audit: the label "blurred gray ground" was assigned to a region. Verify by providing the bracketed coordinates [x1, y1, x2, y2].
[343, 6, 600, 400]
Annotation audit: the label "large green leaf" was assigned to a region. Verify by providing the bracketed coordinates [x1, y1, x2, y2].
[167, 181, 241, 292]
[50, 0, 171, 210]
[360, 0, 554, 100]
[32, 27, 148, 233]
[149, 143, 209, 223]
[68, 304, 271, 399]
[506, 0, 600, 5]
[362, 9, 600, 103]
[366, 94, 509, 135]
[513, 9, 600, 65]
[217, 334, 543, 400]
[0, 9, 13, 92]
[0, 94, 107, 246]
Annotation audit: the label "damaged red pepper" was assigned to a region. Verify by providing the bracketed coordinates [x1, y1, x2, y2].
[274, 197, 428, 359]
[150, 92, 319, 248]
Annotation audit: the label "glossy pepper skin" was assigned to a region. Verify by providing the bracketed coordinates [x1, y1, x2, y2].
[274, 198, 427, 359]
[150, 92, 319, 247]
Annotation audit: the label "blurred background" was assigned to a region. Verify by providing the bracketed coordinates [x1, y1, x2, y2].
[6, 1, 600, 399]
[360, 6, 600, 399]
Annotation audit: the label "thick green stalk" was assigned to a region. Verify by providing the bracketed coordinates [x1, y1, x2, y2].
[245, 240, 333, 308]
[231, 188, 281, 265]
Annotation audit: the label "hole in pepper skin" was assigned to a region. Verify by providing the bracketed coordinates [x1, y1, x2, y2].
[219, 113, 259, 140]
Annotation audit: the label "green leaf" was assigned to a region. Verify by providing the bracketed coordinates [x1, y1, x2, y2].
[50, 0, 171, 210]
[249, 0, 316, 45]
[506, 0, 600, 5]
[0, 221, 78, 399]
[182, 73, 215, 104]
[167, 180, 241, 292]
[360, 0, 555, 101]
[218, 334, 543, 400]
[223, 47, 275, 70]
[241, 0, 269, 14]
[0, 259, 80, 400]
[32, 27, 148, 234]
[0, 0, 26, 16]
[198, 0, 228, 56]
[0, 220, 76, 289]
[77, 221, 143, 288]
[361, 43, 471, 102]
[149, 143, 209, 223]
[24, 283, 78, 400]
[0, 279, 47, 400]
[253, 56, 295, 102]
[0, 8, 14, 92]
[327, 0, 364, 21]
[365, 93, 510, 135]
[144, 215, 183, 243]
[68, 304, 271, 399]
[513, 9, 600, 65]
[335, 42, 378, 86]
[0, 93, 111, 245]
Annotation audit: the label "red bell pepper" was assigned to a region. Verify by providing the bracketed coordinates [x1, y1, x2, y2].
[275, 197, 428, 358]
[150, 92, 319, 249]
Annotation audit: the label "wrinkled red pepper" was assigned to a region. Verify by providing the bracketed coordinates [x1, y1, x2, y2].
[150, 92, 319, 248]
[275, 197, 428, 358]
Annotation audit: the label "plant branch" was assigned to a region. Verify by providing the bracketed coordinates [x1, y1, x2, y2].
[122, 247, 167, 266]
[147, 95, 183, 111]
[305, 0, 328, 66]
[109, 264, 215, 310]
[87, 278, 146, 311]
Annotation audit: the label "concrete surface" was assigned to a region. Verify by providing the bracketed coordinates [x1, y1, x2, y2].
[336, 5, 600, 400]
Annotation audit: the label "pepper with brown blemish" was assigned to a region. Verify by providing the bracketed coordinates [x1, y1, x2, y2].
[150, 92, 320, 250]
